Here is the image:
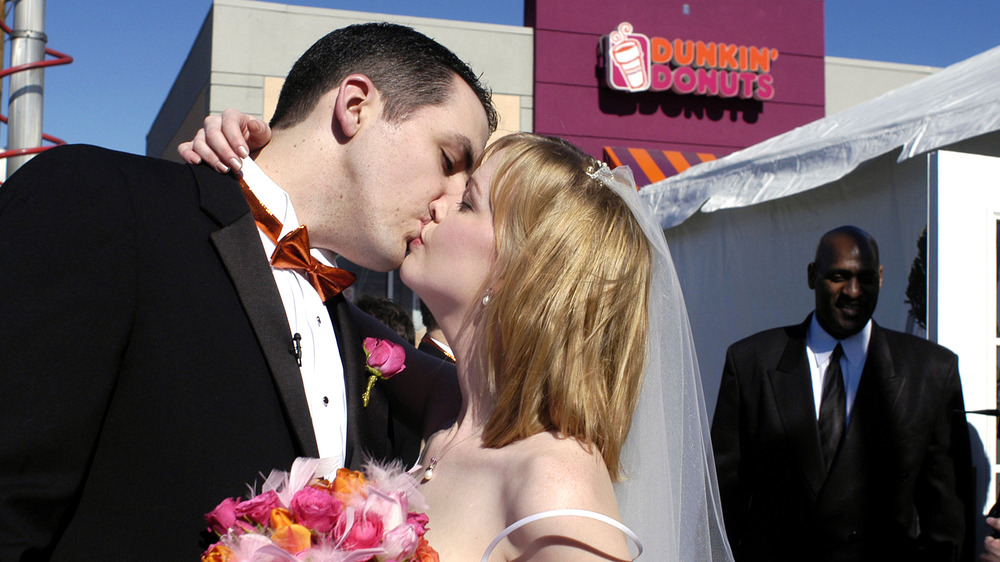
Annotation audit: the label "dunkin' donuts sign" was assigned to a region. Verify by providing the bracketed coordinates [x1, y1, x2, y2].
[603, 22, 779, 100]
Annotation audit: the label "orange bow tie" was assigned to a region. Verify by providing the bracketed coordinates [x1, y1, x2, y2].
[240, 178, 356, 302]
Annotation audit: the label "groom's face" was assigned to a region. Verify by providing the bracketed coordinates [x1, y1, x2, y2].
[343, 75, 490, 272]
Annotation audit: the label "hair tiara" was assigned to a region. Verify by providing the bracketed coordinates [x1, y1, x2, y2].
[585, 160, 611, 179]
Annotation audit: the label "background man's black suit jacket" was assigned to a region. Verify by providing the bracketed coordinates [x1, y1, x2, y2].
[418, 336, 454, 364]
[712, 316, 974, 561]
[0, 145, 419, 560]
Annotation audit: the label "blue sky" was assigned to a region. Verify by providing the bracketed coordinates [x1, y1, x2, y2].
[23, 0, 1000, 155]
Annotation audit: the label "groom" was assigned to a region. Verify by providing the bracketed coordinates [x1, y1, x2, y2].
[0, 23, 494, 560]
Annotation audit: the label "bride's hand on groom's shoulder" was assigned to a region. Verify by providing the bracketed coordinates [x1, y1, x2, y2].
[982, 517, 1000, 561]
[177, 108, 272, 174]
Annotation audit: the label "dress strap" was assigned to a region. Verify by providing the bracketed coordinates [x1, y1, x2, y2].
[480, 508, 643, 561]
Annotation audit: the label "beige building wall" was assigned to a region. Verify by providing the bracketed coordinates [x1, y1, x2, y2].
[825, 56, 940, 116]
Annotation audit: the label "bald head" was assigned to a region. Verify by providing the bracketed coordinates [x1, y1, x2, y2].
[807, 226, 883, 339]
[814, 226, 880, 268]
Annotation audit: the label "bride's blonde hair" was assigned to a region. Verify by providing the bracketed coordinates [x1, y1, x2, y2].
[472, 133, 652, 481]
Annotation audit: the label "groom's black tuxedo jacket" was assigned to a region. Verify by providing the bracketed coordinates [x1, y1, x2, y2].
[0, 145, 420, 560]
[712, 316, 973, 562]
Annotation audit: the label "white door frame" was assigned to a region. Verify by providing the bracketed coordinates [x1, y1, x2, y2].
[929, 150, 1000, 515]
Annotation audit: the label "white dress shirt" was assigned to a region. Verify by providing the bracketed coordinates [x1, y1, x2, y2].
[429, 336, 453, 358]
[240, 158, 347, 466]
[806, 314, 872, 425]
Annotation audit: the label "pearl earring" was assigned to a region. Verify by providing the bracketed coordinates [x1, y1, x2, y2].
[482, 289, 492, 306]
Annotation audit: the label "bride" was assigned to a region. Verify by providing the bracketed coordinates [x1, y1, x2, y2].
[401, 133, 648, 560]
[182, 120, 732, 561]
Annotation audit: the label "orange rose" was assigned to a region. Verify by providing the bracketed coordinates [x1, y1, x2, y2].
[201, 543, 234, 562]
[414, 536, 440, 562]
[271, 523, 313, 554]
[333, 467, 367, 502]
[269, 507, 296, 529]
[310, 477, 335, 493]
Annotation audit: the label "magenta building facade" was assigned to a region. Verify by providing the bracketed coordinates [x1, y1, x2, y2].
[527, 0, 825, 184]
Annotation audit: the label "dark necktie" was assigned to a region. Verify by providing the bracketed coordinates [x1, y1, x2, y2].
[818, 343, 846, 470]
[239, 178, 356, 302]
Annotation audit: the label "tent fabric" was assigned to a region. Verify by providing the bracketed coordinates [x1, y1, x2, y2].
[604, 147, 717, 186]
[639, 44, 1000, 229]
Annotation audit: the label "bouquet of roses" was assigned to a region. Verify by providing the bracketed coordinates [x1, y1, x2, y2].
[202, 458, 438, 562]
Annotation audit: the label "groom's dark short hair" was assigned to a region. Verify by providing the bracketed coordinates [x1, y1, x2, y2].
[269, 22, 497, 133]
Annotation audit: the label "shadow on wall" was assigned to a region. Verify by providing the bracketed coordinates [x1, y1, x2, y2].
[596, 82, 765, 124]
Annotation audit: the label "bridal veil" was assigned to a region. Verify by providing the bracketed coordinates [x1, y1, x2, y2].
[595, 164, 734, 561]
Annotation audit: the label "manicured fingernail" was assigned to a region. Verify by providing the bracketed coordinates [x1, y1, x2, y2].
[215, 161, 230, 174]
[237, 146, 249, 158]
[229, 157, 242, 172]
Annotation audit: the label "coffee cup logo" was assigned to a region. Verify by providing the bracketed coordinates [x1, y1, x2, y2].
[607, 23, 651, 92]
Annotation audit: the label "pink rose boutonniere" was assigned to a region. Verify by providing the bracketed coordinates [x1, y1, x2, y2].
[362, 337, 406, 407]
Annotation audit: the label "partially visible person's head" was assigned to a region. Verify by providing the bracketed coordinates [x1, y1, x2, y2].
[269, 22, 497, 133]
[419, 299, 438, 333]
[355, 294, 415, 345]
[476, 134, 652, 481]
[808, 225, 882, 339]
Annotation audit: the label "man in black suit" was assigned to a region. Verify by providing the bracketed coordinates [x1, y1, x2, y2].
[0, 23, 495, 560]
[711, 226, 973, 561]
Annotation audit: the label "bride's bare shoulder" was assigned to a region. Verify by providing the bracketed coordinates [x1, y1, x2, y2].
[492, 433, 630, 561]
[501, 432, 618, 514]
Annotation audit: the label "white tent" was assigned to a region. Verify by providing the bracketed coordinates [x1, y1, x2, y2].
[640, 44, 1000, 229]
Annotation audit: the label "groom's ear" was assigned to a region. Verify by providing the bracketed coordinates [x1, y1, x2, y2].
[334, 74, 377, 140]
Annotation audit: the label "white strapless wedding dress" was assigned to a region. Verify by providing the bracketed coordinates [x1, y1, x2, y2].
[480, 508, 642, 561]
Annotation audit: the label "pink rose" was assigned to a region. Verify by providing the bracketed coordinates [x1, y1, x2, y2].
[335, 510, 385, 550]
[406, 512, 429, 537]
[290, 486, 343, 534]
[235, 490, 282, 526]
[381, 523, 421, 561]
[205, 497, 240, 534]
[363, 338, 406, 377]
[364, 489, 407, 531]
